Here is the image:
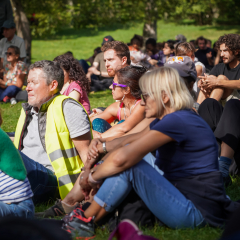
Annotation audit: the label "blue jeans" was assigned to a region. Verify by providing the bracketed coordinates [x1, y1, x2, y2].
[0, 85, 22, 101]
[94, 160, 205, 229]
[19, 151, 59, 204]
[0, 198, 34, 219]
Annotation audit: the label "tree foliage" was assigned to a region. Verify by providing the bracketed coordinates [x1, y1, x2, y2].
[19, 0, 240, 38]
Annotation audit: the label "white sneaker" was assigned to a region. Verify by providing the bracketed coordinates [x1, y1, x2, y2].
[10, 98, 17, 105]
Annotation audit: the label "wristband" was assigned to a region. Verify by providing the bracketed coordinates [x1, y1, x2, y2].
[5, 82, 8, 86]
[88, 172, 102, 184]
[102, 142, 107, 154]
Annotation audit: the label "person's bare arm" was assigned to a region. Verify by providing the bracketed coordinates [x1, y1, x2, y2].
[72, 131, 92, 165]
[88, 62, 109, 78]
[86, 125, 151, 170]
[195, 65, 203, 77]
[205, 75, 240, 90]
[0, 74, 7, 88]
[100, 104, 145, 139]
[206, 51, 214, 67]
[12, 73, 25, 88]
[0, 58, 3, 70]
[90, 102, 118, 123]
[214, 50, 220, 66]
[91, 130, 173, 181]
[69, 90, 81, 102]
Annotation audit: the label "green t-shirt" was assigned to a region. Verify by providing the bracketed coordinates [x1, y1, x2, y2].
[0, 128, 26, 181]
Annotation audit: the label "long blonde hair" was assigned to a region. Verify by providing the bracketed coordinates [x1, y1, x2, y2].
[139, 67, 193, 116]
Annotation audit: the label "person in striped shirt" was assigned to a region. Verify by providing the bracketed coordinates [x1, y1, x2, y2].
[0, 114, 34, 218]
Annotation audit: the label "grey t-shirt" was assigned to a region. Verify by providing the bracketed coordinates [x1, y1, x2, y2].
[21, 99, 90, 171]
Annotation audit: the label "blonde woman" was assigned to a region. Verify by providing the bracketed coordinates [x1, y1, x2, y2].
[62, 67, 239, 238]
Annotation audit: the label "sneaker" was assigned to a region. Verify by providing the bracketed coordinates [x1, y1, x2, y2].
[62, 206, 95, 239]
[35, 199, 66, 218]
[3, 96, 10, 103]
[10, 98, 17, 105]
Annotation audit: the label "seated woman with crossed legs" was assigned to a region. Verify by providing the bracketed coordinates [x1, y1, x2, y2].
[90, 65, 146, 139]
[62, 67, 239, 238]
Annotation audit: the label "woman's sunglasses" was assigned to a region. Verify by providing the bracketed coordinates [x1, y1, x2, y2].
[112, 81, 127, 90]
[5, 52, 13, 56]
[141, 93, 149, 103]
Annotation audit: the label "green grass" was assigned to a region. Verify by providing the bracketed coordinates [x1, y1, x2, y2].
[32, 21, 240, 63]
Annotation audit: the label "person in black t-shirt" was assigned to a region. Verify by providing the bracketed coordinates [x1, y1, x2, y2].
[197, 34, 240, 105]
[195, 36, 214, 70]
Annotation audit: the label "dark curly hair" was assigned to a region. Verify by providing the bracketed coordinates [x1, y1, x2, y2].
[216, 34, 240, 59]
[116, 65, 147, 99]
[53, 54, 90, 93]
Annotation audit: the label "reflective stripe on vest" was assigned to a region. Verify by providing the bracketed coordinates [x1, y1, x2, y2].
[14, 95, 92, 199]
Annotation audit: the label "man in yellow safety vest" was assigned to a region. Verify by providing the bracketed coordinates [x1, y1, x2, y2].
[14, 60, 92, 204]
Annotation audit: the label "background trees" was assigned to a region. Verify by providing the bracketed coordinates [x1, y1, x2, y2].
[10, 0, 240, 61]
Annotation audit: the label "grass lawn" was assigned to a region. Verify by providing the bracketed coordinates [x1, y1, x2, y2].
[32, 21, 240, 63]
[1, 90, 240, 239]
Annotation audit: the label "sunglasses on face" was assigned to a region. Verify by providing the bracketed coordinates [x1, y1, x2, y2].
[5, 52, 13, 56]
[141, 93, 149, 103]
[112, 81, 127, 90]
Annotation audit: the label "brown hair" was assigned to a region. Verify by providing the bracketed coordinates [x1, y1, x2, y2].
[54, 54, 90, 93]
[176, 42, 196, 56]
[101, 41, 131, 65]
[195, 36, 207, 46]
[116, 65, 147, 99]
[216, 34, 240, 59]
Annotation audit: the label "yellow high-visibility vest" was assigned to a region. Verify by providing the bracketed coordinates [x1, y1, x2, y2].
[14, 95, 92, 199]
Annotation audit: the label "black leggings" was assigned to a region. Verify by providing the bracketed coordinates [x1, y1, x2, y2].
[198, 98, 240, 174]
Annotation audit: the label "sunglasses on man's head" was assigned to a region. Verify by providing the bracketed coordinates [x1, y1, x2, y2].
[5, 52, 13, 56]
[112, 81, 127, 89]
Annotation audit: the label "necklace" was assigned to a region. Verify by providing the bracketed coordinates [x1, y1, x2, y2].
[123, 100, 137, 119]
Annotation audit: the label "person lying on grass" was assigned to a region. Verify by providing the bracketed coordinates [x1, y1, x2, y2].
[90, 65, 147, 140]
[61, 66, 239, 238]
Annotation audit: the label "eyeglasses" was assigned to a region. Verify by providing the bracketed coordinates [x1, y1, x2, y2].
[112, 81, 127, 90]
[5, 52, 13, 56]
[141, 93, 149, 103]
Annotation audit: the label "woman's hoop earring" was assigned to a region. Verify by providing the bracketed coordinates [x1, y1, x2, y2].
[121, 95, 125, 101]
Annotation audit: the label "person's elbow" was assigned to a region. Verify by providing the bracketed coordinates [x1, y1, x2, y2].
[112, 150, 129, 168]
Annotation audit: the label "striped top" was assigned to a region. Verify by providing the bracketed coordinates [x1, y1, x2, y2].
[0, 170, 33, 203]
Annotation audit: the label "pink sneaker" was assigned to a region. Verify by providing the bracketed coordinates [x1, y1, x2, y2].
[108, 219, 158, 240]
[3, 96, 10, 103]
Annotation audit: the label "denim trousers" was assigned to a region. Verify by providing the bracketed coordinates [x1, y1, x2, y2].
[19, 151, 59, 204]
[0, 198, 35, 219]
[94, 160, 205, 229]
[0, 85, 22, 101]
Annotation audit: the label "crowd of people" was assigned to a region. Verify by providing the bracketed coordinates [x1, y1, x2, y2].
[1, 13, 240, 239]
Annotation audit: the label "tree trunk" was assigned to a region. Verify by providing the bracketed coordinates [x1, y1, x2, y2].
[142, 0, 158, 42]
[11, 0, 31, 64]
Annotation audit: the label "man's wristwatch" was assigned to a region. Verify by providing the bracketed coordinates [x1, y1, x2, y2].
[102, 142, 107, 154]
